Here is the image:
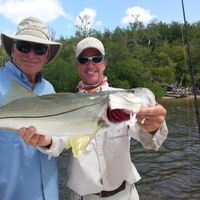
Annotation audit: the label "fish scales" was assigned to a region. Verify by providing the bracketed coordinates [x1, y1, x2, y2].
[0, 92, 107, 118]
[0, 92, 108, 136]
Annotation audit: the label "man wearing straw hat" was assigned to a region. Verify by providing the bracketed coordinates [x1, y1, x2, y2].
[0, 17, 62, 200]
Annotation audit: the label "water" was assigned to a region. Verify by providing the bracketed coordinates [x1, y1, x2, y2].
[135, 98, 200, 200]
[58, 98, 200, 200]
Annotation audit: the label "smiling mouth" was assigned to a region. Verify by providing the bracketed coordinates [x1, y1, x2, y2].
[22, 60, 39, 64]
[86, 71, 97, 74]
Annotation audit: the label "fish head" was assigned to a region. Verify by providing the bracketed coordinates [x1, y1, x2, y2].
[108, 88, 156, 113]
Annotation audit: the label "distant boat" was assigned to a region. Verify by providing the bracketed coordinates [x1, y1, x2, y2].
[164, 86, 189, 98]
[164, 91, 188, 98]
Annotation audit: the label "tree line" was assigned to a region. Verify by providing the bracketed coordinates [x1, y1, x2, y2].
[1, 20, 200, 99]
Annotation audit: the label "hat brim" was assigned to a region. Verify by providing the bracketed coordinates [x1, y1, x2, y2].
[1, 33, 62, 64]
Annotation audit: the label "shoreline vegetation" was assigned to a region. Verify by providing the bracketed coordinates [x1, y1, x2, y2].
[1, 20, 200, 98]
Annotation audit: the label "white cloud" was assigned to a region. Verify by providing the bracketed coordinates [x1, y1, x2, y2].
[0, 0, 68, 24]
[95, 21, 103, 27]
[121, 6, 156, 24]
[76, 8, 97, 29]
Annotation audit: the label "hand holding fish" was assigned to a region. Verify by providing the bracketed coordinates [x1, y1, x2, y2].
[136, 104, 167, 133]
[18, 126, 52, 148]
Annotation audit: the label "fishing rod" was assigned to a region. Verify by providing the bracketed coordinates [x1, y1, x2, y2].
[181, 0, 200, 135]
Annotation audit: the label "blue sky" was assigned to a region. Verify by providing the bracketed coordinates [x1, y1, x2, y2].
[0, 0, 199, 39]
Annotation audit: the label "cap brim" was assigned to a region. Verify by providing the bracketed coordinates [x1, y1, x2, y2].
[1, 33, 62, 64]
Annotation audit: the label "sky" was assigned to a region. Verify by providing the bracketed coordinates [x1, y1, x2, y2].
[0, 0, 199, 40]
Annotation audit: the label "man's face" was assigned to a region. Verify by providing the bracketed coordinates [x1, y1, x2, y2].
[76, 48, 106, 85]
[11, 40, 49, 81]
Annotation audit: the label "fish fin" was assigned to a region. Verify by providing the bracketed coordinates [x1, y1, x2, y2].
[65, 141, 72, 149]
[0, 81, 36, 106]
[65, 117, 108, 157]
[66, 134, 95, 157]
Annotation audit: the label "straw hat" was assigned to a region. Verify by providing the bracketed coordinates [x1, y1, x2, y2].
[0, 16, 62, 64]
[76, 37, 105, 57]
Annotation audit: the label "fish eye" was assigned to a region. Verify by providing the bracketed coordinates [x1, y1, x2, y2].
[130, 89, 135, 93]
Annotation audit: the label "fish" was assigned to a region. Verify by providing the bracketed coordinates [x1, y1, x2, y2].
[0, 81, 156, 156]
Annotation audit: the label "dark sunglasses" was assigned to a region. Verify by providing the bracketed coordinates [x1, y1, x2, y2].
[77, 56, 104, 65]
[15, 41, 49, 55]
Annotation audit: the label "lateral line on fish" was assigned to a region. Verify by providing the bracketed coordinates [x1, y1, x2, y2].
[0, 99, 106, 119]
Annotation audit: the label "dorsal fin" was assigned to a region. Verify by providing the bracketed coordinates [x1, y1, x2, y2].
[0, 81, 36, 106]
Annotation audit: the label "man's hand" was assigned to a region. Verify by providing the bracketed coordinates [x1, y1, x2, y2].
[18, 126, 52, 148]
[136, 104, 167, 134]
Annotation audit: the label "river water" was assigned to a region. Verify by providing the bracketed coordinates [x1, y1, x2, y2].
[58, 98, 200, 200]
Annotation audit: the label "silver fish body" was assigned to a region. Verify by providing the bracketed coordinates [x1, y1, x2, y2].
[0, 82, 155, 137]
[0, 91, 109, 136]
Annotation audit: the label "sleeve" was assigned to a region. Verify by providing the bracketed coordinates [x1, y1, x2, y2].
[38, 136, 69, 158]
[128, 121, 168, 150]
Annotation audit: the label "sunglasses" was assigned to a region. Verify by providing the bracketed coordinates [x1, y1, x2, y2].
[77, 56, 104, 65]
[15, 41, 49, 55]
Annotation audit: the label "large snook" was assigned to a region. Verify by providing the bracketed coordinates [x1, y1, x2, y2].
[0, 82, 155, 156]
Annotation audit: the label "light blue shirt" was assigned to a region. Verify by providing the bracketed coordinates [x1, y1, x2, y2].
[0, 61, 59, 200]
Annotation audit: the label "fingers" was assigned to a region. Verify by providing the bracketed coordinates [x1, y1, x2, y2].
[138, 104, 167, 117]
[136, 104, 167, 133]
[19, 126, 35, 140]
[19, 126, 38, 146]
[28, 134, 40, 146]
[18, 126, 52, 148]
[137, 113, 165, 125]
[137, 118, 161, 133]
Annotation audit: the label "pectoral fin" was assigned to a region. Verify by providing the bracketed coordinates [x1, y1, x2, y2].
[65, 117, 109, 157]
[66, 134, 95, 157]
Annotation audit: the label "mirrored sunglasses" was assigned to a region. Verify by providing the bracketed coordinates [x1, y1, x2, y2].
[77, 56, 104, 65]
[15, 41, 49, 56]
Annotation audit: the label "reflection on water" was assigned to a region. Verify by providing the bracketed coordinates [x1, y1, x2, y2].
[59, 98, 200, 200]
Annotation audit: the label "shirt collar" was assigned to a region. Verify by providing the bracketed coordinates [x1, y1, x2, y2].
[6, 60, 43, 83]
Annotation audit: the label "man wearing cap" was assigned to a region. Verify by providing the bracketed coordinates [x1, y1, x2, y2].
[19, 37, 168, 200]
[0, 17, 62, 200]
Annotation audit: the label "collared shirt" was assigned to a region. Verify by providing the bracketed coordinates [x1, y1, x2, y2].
[40, 84, 168, 196]
[0, 61, 59, 200]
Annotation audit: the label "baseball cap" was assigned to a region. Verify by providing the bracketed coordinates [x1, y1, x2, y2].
[75, 37, 105, 57]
